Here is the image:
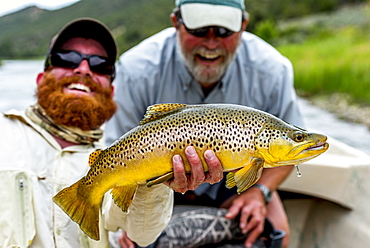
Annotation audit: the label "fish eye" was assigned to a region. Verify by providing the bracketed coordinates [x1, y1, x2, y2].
[293, 132, 305, 142]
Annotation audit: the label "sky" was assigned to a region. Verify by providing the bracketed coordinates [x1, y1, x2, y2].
[0, 0, 80, 17]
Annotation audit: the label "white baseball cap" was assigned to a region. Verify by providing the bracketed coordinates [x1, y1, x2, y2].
[176, 0, 245, 32]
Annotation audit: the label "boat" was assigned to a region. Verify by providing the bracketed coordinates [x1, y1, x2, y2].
[280, 135, 370, 247]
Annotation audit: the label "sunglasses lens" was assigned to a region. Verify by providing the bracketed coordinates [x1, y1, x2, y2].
[188, 27, 209, 37]
[50, 51, 114, 75]
[89, 56, 114, 75]
[216, 27, 234, 38]
[186, 26, 234, 38]
[51, 51, 81, 68]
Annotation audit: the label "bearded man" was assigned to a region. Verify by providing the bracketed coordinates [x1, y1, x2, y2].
[0, 18, 221, 248]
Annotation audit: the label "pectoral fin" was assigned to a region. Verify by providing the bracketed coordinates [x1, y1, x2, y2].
[226, 158, 264, 194]
[147, 172, 174, 187]
[226, 172, 237, 189]
[111, 184, 138, 212]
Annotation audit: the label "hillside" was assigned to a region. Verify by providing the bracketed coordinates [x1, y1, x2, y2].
[0, 0, 174, 58]
[0, 0, 367, 59]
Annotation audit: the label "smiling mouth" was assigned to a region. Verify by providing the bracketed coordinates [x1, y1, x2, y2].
[197, 53, 221, 61]
[67, 83, 91, 93]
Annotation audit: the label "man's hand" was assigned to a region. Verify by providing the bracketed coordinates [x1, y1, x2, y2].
[118, 230, 135, 248]
[222, 187, 267, 248]
[164, 146, 223, 193]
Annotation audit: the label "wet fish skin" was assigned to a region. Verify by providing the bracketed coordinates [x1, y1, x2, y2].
[53, 103, 329, 240]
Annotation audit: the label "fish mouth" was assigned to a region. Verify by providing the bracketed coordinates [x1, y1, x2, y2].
[270, 142, 329, 167]
[303, 142, 329, 152]
[290, 142, 329, 163]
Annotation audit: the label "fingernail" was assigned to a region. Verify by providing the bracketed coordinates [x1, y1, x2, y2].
[186, 146, 195, 156]
[204, 150, 214, 160]
[173, 155, 181, 163]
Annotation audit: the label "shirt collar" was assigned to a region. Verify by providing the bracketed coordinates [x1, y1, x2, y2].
[3, 108, 100, 151]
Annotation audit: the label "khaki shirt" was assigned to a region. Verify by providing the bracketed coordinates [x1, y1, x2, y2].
[0, 110, 173, 248]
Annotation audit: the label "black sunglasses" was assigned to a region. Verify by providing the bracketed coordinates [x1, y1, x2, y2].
[46, 50, 115, 76]
[176, 15, 236, 38]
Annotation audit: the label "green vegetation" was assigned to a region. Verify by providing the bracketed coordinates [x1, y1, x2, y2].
[277, 3, 370, 105]
[278, 27, 370, 103]
[0, 0, 366, 59]
[0, 0, 174, 58]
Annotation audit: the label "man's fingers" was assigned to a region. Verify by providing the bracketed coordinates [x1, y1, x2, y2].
[118, 231, 136, 248]
[204, 150, 223, 184]
[172, 154, 187, 182]
[185, 146, 205, 188]
[225, 202, 242, 219]
[164, 155, 188, 193]
[166, 147, 223, 192]
[244, 220, 264, 248]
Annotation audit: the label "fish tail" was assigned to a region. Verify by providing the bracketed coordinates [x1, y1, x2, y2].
[53, 180, 101, 240]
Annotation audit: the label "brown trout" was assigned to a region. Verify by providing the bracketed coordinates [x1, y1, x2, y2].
[53, 103, 329, 240]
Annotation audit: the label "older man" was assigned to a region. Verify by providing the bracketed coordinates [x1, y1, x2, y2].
[106, 0, 304, 247]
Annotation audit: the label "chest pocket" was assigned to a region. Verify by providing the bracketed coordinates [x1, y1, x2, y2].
[0, 170, 36, 247]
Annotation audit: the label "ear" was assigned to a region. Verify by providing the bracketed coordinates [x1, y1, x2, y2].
[241, 18, 249, 31]
[170, 13, 179, 29]
[110, 85, 115, 98]
[36, 72, 45, 86]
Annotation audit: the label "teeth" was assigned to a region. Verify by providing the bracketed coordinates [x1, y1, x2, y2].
[199, 53, 219, 59]
[67, 83, 91, 93]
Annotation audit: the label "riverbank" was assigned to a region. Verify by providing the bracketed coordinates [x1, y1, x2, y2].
[305, 93, 370, 130]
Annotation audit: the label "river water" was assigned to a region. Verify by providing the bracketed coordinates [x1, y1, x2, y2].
[1, 60, 370, 155]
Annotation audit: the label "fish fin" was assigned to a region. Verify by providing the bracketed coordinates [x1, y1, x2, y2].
[226, 172, 237, 189]
[228, 158, 265, 194]
[53, 180, 101, 240]
[111, 184, 138, 212]
[88, 149, 103, 167]
[147, 172, 174, 187]
[139, 103, 188, 125]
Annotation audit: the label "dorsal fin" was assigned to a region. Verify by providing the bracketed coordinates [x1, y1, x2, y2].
[139, 103, 188, 125]
[88, 149, 103, 167]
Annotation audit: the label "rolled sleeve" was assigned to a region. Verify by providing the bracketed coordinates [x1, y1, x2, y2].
[102, 184, 173, 246]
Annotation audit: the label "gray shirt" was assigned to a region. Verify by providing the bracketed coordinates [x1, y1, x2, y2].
[105, 27, 304, 200]
[106, 27, 303, 145]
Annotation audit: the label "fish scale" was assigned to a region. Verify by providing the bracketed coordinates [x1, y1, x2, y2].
[53, 103, 329, 241]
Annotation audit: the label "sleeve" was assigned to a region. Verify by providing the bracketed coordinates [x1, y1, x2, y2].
[102, 184, 173, 247]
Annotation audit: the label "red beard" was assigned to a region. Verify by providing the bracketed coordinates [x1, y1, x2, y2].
[36, 73, 117, 130]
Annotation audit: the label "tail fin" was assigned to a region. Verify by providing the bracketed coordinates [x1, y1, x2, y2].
[53, 180, 101, 240]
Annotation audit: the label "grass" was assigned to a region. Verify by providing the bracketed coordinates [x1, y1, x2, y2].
[275, 2, 370, 106]
[277, 26, 370, 105]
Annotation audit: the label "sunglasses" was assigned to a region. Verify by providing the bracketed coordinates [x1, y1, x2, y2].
[46, 50, 115, 76]
[176, 15, 235, 38]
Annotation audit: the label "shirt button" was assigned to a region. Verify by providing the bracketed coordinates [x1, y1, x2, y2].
[56, 229, 62, 235]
